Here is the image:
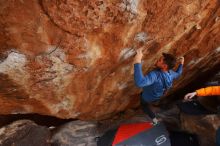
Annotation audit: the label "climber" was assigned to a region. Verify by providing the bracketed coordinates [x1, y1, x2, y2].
[133, 47, 184, 124]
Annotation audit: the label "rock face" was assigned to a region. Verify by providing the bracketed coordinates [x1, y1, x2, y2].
[51, 121, 98, 146]
[181, 114, 220, 146]
[0, 120, 51, 146]
[0, 0, 219, 119]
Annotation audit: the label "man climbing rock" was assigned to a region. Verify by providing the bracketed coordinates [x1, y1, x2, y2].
[133, 48, 184, 124]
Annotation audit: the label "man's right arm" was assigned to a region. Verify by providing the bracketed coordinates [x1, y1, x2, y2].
[134, 63, 156, 88]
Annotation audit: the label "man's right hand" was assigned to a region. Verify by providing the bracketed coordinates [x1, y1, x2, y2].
[184, 92, 197, 101]
[134, 47, 143, 64]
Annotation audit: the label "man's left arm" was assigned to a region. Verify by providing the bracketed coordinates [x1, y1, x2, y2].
[173, 57, 184, 79]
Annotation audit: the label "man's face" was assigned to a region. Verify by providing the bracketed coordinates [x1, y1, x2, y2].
[156, 56, 167, 69]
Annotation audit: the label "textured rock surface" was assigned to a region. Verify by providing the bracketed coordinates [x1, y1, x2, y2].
[181, 114, 220, 146]
[0, 120, 51, 146]
[51, 121, 98, 146]
[155, 104, 220, 146]
[0, 0, 219, 119]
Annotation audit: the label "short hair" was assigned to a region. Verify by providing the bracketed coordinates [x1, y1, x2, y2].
[162, 53, 176, 69]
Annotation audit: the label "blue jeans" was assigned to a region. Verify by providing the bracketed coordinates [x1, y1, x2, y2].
[140, 97, 156, 119]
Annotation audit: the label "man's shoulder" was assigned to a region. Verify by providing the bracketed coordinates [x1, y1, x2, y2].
[168, 69, 177, 74]
[148, 69, 160, 75]
[146, 69, 161, 80]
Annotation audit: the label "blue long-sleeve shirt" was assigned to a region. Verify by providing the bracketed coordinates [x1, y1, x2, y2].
[134, 63, 183, 102]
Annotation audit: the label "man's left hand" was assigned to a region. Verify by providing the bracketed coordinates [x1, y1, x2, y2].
[179, 56, 184, 65]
